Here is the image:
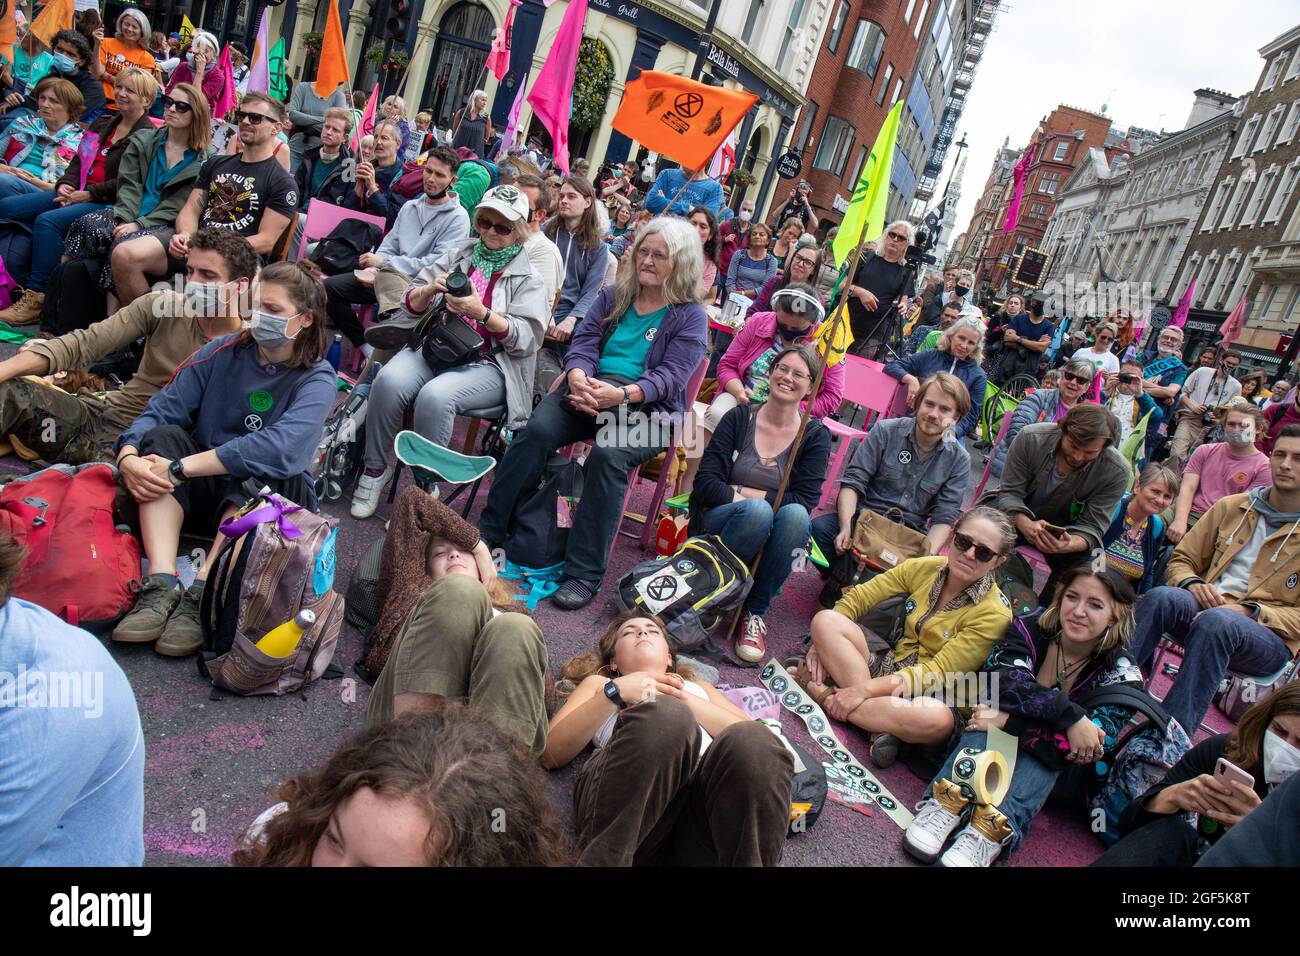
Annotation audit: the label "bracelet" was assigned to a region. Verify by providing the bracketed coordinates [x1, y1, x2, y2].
[117, 452, 138, 466]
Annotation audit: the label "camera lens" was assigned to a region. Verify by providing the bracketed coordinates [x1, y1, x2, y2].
[445, 270, 471, 298]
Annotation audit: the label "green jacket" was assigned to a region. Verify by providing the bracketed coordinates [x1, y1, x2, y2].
[455, 161, 492, 217]
[112, 128, 212, 229]
[983, 421, 1130, 551]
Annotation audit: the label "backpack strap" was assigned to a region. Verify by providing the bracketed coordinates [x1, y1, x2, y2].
[1073, 683, 1172, 731]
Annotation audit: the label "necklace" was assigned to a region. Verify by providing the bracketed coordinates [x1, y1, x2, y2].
[1053, 636, 1093, 688]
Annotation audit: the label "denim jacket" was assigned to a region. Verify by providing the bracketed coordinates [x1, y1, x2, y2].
[0, 116, 84, 183]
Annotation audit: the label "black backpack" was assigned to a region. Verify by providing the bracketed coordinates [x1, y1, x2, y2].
[308, 219, 384, 276]
[505, 457, 584, 570]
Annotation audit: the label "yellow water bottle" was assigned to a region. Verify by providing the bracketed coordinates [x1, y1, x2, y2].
[255, 608, 316, 658]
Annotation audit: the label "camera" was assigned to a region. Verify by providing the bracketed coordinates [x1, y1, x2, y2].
[444, 269, 471, 299]
[905, 227, 937, 269]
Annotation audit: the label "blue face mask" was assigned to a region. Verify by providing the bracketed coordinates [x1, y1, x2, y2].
[51, 52, 78, 74]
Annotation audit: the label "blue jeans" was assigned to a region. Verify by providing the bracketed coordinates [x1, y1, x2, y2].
[698, 498, 810, 615]
[0, 191, 107, 290]
[0, 172, 45, 200]
[1132, 585, 1291, 734]
[930, 729, 1061, 850]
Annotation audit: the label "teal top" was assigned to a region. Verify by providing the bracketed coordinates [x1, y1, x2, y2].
[598, 304, 670, 382]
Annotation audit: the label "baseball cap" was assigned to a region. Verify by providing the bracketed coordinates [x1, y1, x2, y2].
[476, 184, 530, 222]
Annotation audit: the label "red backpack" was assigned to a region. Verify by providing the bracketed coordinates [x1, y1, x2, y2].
[0, 463, 142, 631]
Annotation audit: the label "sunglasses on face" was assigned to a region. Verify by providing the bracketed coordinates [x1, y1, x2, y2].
[1096, 335, 1114, 342]
[235, 110, 276, 126]
[1063, 372, 1092, 386]
[887, 232, 909, 242]
[474, 216, 514, 237]
[162, 96, 192, 114]
[952, 532, 1001, 563]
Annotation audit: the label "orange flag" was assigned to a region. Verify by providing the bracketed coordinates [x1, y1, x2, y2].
[31, 0, 75, 47]
[612, 70, 757, 172]
[314, 0, 350, 97]
[0, 1, 17, 66]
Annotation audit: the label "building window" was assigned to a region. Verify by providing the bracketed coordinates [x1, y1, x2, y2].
[846, 20, 887, 79]
[1231, 115, 1260, 159]
[827, 0, 850, 54]
[904, 0, 917, 22]
[1279, 101, 1300, 146]
[1242, 164, 1279, 226]
[1263, 55, 1284, 91]
[914, 1, 929, 40]
[813, 116, 856, 176]
[793, 100, 818, 154]
[876, 63, 894, 105]
[1264, 161, 1300, 224]
[778, 0, 809, 64]
[1052, 141, 1069, 161]
[1285, 48, 1300, 83]
[1039, 171, 1061, 195]
[891, 78, 903, 106]
[848, 143, 870, 187]
[742, 0, 765, 46]
[1204, 177, 1233, 230]
[1282, 285, 1300, 330]
[1222, 177, 1251, 228]
[1255, 105, 1285, 153]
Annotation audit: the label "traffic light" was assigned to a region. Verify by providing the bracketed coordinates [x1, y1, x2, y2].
[386, 0, 412, 40]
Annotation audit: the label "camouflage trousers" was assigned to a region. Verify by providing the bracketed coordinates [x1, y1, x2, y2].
[0, 377, 121, 464]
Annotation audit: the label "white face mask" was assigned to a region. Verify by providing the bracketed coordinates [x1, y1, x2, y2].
[738, 209, 752, 222]
[1263, 729, 1300, 786]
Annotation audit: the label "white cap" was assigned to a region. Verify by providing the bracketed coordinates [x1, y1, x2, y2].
[476, 184, 531, 223]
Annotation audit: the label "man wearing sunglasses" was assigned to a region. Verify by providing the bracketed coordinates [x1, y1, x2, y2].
[843, 219, 916, 360]
[1070, 321, 1120, 376]
[110, 92, 298, 307]
[1167, 348, 1243, 470]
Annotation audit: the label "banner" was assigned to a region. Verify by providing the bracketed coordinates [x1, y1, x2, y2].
[351, 83, 379, 152]
[247, 8, 270, 94]
[179, 14, 196, 47]
[31, 0, 75, 47]
[486, 0, 520, 82]
[612, 70, 758, 173]
[1169, 279, 1196, 329]
[1001, 144, 1034, 233]
[495, 72, 528, 162]
[268, 39, 288, 101]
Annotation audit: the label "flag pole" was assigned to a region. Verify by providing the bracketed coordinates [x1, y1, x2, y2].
[718, 203, 880, 653]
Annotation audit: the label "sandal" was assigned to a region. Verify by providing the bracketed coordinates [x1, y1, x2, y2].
[786, 655, 836, 706]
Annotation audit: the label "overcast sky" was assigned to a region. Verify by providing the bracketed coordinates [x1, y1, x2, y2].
[947, 0, 1299, 238]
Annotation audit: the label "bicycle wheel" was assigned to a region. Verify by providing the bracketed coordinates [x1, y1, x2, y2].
[1002, 374, 1040, 400]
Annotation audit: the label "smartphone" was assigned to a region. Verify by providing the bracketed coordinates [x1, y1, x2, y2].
[1043, 523, 1071, 539]
[1214, 757, 1255, 792]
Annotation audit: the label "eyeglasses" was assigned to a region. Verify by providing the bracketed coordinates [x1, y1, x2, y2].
[771, 363, 811, 383]
[886, 232, 909, 242]
[235, 110, 276, 126]
[474, 216, 515, 237]
[952, 531, 1001, 563]
[162, 96, 192, 114]
[1063, 372, 1093, 386]
[792, 255, 818, 267]
[636, 248, 671, 264]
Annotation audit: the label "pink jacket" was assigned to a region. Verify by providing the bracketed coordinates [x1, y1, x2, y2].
[716, 310, 844, 420]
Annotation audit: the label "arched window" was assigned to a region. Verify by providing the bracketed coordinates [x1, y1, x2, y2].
[424, 2, 497, 130]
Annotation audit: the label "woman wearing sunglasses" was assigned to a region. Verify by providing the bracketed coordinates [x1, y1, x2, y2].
[904, 567, 1143, 867]
[351, 185, 548, 519]
[800, 506, 1016, 769]
[1071, 321, 1120, 376]
[989, 358, 1096, 479]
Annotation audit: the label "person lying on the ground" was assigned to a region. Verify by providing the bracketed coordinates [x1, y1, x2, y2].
[544, 611, 793, 866]
[233, 708, 569, 866]
[0, 228, 257, 464]
[109, 261, 336, 658]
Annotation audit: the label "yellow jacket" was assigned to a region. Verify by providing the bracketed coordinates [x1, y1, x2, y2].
[833, 555, 1013, 703]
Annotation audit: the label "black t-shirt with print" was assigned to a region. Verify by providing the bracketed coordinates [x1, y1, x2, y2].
[847, 252, 915, 341]
[195, 153, 298, 237]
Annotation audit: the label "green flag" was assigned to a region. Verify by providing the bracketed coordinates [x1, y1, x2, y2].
[831, 100, 904, 267]
[268, 38, 288, 102]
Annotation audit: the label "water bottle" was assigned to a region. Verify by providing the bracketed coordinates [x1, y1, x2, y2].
[255, 608, 317, 658]
[327, 334, 343, 371]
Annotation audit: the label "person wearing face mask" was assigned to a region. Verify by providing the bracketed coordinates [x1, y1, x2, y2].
[1100, 464, 1180, 593]
[544, 611, 794, 866]
[1167, 405, 1273, 545]
[718, 197, 755, 283]
[989, 358, 1097, 479]
[1167, 347, 1242, 470]
[110, 261, 336, 657]
[323, 147, 470, 350]
[996, 295, 1054, 384]
[164, 31, 226, 117]
[1094, 682, 1300, 867]
[16, 29, 106, 122]
[886, 312, 989, 440]
[680, 286, 840, 495]
[0, 229, 255, 465]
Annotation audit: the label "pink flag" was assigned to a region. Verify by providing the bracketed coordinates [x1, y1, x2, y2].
[76, 131, 100, 191]
[1087, 369, 1103, 404]
[495, 72, 528, 162]
[486, 0, 521, 82]
[526, 0, 588, 176]
[1219, 297, 1247, 346]
[248, 8, 270, 94]
[351, 83, 380, 152]
[1169, 279, 1196, 328]
[707, 129, 737, 179]
[1001, 145, 1034, 233]
[212, 44, 238, 120]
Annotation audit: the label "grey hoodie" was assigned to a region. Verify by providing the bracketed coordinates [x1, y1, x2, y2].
[1213, 487, 1300, 597]
[376, 194, 472, 278]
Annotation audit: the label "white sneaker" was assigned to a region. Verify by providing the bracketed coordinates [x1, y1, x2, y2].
[350, 465, 393, 519]
[939, 825, 1005, 868]
[903, 798, 964, 864]
[735, 612, 768, 663]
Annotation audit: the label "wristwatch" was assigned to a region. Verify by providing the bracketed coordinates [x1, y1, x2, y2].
[168, 459, 187, 485]
[603, 679, 627, 709]
[620, 386, 631, 405]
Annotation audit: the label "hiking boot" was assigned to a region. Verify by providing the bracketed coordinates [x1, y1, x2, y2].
[940, 804, 1013, 868]
[735, 612, 768, 664]
[350, 464, 393, 519]
[364, 311, 422, 351]
[903, 777, 970, 863]
[869, 733, 902, 769]
[113, 574, 180, 644]
[157, 584, 204, 657]
[0, 289, 45, 326]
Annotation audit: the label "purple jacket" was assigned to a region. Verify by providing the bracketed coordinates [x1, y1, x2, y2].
[717, 311, 845, 420]
[564, 286, 708, 417]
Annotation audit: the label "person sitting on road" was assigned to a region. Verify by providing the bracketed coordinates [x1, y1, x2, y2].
[1261, 382, 1300, 455]
[725, 221, 777, 300]
[1100, 464, 1179, 593]
[234, 708, 569, 866]
[904, 299, 961, 357]
[801, 506, 1016, 769]
[540, 175, 613, 346]
[0, 531, 145, 866]
[1127, 426, 1300, 736]
[691, 343, 831, 663]
[989, 358, 1095, 479]
[1070, 321, 1120, 377]
[1093, 683, 1300, 867]
[0, 229, 256, 465]
[885, 312, 988, 441]
[1167, 404, 1272, 545]
[905, 568, 1142, 868]
[350, 185, 546, 520]
[543, 612, 794, 866]
[110, 261, 336, 658]
[1101, 358, 1161, 460]
[342, 118, 404, 228]
[810, 372, 972, 563]
[478, 216, 708, 611]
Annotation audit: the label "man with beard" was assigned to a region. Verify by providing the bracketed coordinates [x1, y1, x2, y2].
[326, 147, 470, 350]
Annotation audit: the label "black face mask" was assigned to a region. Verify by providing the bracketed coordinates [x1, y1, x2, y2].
[956, 285, 970, 297]
[776, 322, 806, 342]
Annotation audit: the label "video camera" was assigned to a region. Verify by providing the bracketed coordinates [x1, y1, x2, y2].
[904, 226, 937, 270]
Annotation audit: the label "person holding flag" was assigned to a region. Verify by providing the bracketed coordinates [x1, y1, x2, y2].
[643, 162, 722, 217]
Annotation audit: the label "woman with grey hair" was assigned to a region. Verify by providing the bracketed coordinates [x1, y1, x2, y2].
[91, 8, 155, 108]
[453, 89, 494, 158]
[884, 311, 988, 439]
[479, 216, 709, 611]
[990, 357, 1097, 478]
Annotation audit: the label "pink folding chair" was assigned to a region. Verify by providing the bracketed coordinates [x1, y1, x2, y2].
[965, 409, 1013, 506]
[295, 199, 388, 259]
[818, 357, 907, 511]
